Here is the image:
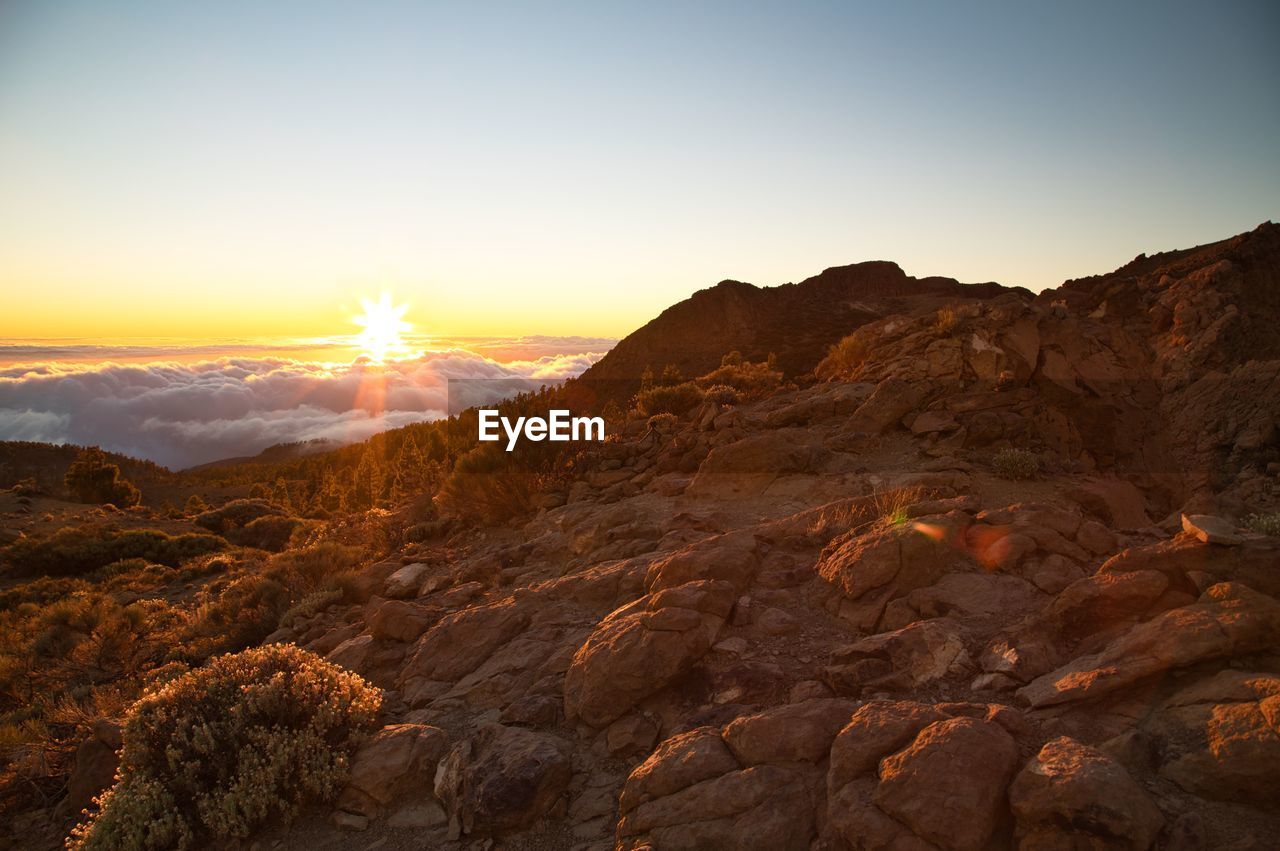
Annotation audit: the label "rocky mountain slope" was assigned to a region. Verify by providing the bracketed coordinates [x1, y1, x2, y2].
[62, 223, 1280, 849]
[581, 261, 1020, 388]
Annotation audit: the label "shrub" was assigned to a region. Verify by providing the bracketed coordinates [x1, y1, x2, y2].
[436, 445, 539, 524]
[703, 384, 740, 406]
[815, 330, 872, 379]
[68, 644, 380, 850]
[695, 354, 782, 397]
[934, 306, 958, 334]
[232, 515, 306, 552]
[646, 412, 680, 432]
[635, 382, 704, 417]
[1, 527, 226, 578]
[64, 448, 141, 508]
[1243, 512, 1280, 537]
[993, 448, 1040, 480]
[193, 499, 283, 535]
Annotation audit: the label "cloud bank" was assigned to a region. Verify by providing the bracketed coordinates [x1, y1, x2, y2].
[0, 343, 608, 469]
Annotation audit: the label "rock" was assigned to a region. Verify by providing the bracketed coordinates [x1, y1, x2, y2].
[644, 532, 760, 593]
[434, 724, 572, 837]
[330, 810, 369, 831]
[385, 562, 431, 598]
[1009, 736, 1163, 850]
[844, 378, 930, 435]
[605, 713, 660, 758]
[1100, 533, 1280, 599]
[617, 764, 816, 851]
[1181, 513, 1243, 545]
[619, 727, 740, 814]
[337, 723, 447, 818]
[565, 584, 726, 727]
[873, 716, 1019, 851]
[368, 598, 437, 643]
[826, 703, 1019, 851]
[399, 599, 529, 693]
[1141, 670, 1280, 807]
[906, 572, 1042, 621]
[1069, 478, 1151, 530]
[1018, 582, 1280, 708]
[721, 699, 858, 765]
[753, 607, 796, 635]
[1076, 519, 1118, 555]
[816, 512, 968, 630]
[1029, 554, 1086, 594]
[825, 619, 971, 695]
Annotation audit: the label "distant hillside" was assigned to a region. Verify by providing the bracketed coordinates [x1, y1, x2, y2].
[0, 441, 173, 496]
[580, 260, 1023, 393]
[185, 438, 343, 472]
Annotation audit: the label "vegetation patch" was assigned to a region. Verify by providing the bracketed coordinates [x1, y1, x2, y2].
[68, 644, 380, 850]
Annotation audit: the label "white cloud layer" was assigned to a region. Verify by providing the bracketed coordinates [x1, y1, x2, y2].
[0, 343, 606, 468]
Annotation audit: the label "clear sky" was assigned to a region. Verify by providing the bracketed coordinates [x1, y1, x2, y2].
[1, 0, 1277, 339]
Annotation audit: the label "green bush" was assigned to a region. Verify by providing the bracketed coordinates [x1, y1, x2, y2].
[68, 644, 381, 850]
[1, 527, 225, 578]
[992, 448, 1040, 480]
[231, 515, 306, 552]
[192, 499, 283, 535]
[635, 382, 704, 417]
[64, 448, 141, 507]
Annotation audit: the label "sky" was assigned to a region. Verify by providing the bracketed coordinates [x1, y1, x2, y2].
[1, 0, 1278, 341]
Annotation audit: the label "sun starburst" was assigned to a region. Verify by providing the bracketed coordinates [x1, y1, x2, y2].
[353, 293, 411, 363]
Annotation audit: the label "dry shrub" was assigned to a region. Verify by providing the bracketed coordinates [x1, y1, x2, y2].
[232, 515, 308, 552]
[815, 330, 872, 379]
[695, 355, 781, 397]
[934, 306, 957, 334]
[192, 499, 283, 536]
[435, 445, 539, 524]
[68, 644, 380, 850]
[1243, 512, 1280, 537]
[993, 448, 1040, 480]
[1, 526, 226, 579]
[702, 384, 740, 406]
[635, 382, 705, 417]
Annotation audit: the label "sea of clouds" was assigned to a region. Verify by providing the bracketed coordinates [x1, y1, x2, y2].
[0, 337, 611, 469]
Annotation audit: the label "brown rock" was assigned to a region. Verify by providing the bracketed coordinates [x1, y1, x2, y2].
[1181, 513, 1243, 545]
[873, 716, 1019, 851]
[565, 586, 724, 727]
[619, 726, 740, 814]
[433, 724, 572, 837]
[1018, 582, 1280, 708]
[721, 698, 858, 765]
[337, 723, 447, 818]
[1009, 736, 1163, 850]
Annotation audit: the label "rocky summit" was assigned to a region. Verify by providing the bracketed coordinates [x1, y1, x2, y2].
[54, 224, 1280, 849]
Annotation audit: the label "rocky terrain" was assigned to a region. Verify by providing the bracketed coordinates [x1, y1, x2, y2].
[59, 224, 1280, 849]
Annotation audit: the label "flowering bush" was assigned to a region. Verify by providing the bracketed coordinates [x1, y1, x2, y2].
[68, 644, 381, 850]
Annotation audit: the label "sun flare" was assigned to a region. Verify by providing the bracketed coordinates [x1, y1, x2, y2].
[353, 293, 411, 363]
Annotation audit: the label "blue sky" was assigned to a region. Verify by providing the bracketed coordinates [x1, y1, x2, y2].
[0, 0, 1276, 337]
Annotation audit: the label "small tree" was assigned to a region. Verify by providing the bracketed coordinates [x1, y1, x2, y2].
[64, 447, 141, 507]
[183, 494, 209, 516]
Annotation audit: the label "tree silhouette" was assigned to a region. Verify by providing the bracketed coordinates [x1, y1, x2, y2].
[64, 447, 141, 507]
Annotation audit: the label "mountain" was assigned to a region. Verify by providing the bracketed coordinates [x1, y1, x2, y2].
[580, 260, 1023, 389]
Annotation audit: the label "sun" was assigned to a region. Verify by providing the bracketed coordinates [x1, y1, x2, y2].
[353, 293, 411, 363]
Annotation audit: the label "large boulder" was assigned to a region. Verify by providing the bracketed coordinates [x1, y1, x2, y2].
[721, 698, 858, 765]
[398, 598, 530, 703]
[817, 511, 970, 632]
[1018, 582, 1280, 708]
[1137, 670, 1280, 807]
[825, 702, 1020, 851]
[564, 581, 730, 727]
[433, 724, 572, 837]
[617, 763, 817, 851]
[1009, 737, 1164, 850]
[336, 723, 447, 821]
